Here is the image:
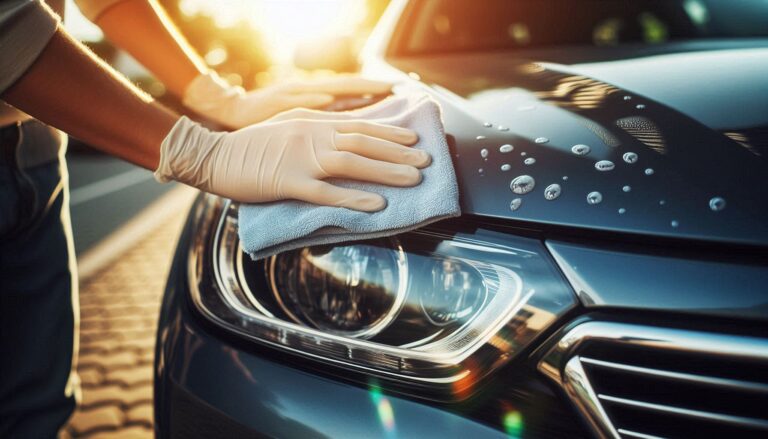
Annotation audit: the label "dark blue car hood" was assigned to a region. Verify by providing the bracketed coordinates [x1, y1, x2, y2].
[388, 41, 768, 247]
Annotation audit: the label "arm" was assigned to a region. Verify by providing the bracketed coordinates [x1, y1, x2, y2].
[88, 0, 205, 97]
[86, 0, 394, 129]
[2, 27, 175, 170]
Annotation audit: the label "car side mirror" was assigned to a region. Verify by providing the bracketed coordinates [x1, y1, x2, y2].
[294, 36, 359, 72]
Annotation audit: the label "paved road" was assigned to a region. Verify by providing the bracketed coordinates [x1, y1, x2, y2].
[62, 211, 188, 438]
[67, 148, 177, 256]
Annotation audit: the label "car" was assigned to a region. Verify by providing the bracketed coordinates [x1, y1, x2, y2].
[154, 0, 768, 437]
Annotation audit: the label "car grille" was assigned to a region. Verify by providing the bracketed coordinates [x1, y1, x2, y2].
[538, 322, 768, 439]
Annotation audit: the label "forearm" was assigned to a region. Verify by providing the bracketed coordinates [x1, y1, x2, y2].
[94, 0, 206, 97]
[1, 27, 177, 170]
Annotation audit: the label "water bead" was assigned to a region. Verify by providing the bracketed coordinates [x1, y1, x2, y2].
[510, 175, 536, 194]
[623, 152, 638, 164]
[571, 144, 591, 155]
[587, 191, 603, 205]
[595, 160, 615, 171]
[544, 184, 562, 200]
[709, 196, 726, 212]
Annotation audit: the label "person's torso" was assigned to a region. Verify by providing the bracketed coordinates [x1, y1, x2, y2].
[0, 0, 65, 126]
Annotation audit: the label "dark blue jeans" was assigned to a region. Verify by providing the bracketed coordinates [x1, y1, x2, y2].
[0, 122, 78, 438]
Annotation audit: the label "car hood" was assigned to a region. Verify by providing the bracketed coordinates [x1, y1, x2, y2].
[385, 42, 768, 247]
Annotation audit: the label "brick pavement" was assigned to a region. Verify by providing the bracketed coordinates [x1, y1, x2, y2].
[61, 212, 188, 438]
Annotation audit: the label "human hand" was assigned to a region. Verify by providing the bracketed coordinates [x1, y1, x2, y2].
[182, 71, 392, 129]
[156, 116, 431, 211]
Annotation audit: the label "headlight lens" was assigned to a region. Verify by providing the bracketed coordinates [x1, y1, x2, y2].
[270, 242, 408, 338]
[188, 198, 577, 396]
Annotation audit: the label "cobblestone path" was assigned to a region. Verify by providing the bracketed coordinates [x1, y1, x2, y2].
[61, 213, 187, 438]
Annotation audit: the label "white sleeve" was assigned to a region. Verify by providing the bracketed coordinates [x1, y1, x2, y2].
[73, 0, 129, 22]
[0, 0, 60, 93]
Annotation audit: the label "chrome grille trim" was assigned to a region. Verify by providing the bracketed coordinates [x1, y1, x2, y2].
[580, 357, 768, 394]
[537, 321, 768, 439]
[598, 394, 768, 430]
[617, 429, 665, 439]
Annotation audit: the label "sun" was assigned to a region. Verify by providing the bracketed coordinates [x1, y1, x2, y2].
[179, 0, 368, 64]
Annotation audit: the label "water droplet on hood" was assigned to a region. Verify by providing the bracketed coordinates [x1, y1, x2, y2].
[587, 191, 603, 205]
[510, 198, 522, 211]
[497, 125, 509, 131]
[709, 196, 726, 212]
[618, 208, 626, 214]
[524, 157, 536, 165]
[483, 122, 493, 128]
[480, 148, 489, 158]
[595, 160, 615, 171]
[501, 164, 511, 171]
[623, 152, 638, 164]
[510, 175, 535, 194]
[562, 176, 569, 181]
[636, 104, 646, 110]
[535, 137, 549, 144]
[622, 185, 631, 192]
[644, 168, 654, 175]
[500, 144, 514, 153]
[571, 144, 591, 155]
[521, 152, 527, 156]
[476, 135, 487, 141]
[544, 184, 562, 200]
[624, 95, 632, 101]
[671, 220, 679, 228]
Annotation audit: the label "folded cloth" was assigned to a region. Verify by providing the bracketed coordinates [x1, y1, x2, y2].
[237, 94, 461, 260]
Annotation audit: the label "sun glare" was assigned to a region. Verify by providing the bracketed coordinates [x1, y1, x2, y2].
[179, 0, 367, 64]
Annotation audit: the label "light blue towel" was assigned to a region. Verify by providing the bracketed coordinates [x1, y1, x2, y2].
[238, 94, 460, 260]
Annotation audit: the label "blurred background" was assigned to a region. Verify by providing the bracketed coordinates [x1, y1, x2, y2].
[63, 0, 390, 256]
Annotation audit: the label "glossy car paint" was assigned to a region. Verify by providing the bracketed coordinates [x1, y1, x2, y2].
[546, 240, 768, 321]
[156, 1, 768, 437]
[378, 46, 768, 247]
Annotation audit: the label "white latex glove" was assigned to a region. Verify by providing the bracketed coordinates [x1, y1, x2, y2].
[182, 71, 392, 129]
[156, 116, 431, 211]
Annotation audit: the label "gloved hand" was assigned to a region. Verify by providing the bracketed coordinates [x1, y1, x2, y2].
[156, 116, 431, 211]
[182, 71, 393, 129]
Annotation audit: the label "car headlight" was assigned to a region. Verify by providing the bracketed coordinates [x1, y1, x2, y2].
[188, 197, 576, 397]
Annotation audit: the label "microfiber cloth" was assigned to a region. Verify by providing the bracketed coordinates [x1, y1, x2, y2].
[237, 94, 461, 260]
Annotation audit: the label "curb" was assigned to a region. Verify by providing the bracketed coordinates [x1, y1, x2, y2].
[76, 185, 198, 281]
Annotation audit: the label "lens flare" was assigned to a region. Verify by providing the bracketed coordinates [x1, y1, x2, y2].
[369, 382, 396, 435]
[503, 410, 524, 438]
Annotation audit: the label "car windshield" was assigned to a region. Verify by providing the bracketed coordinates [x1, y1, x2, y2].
[396, 0, 768, 55]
